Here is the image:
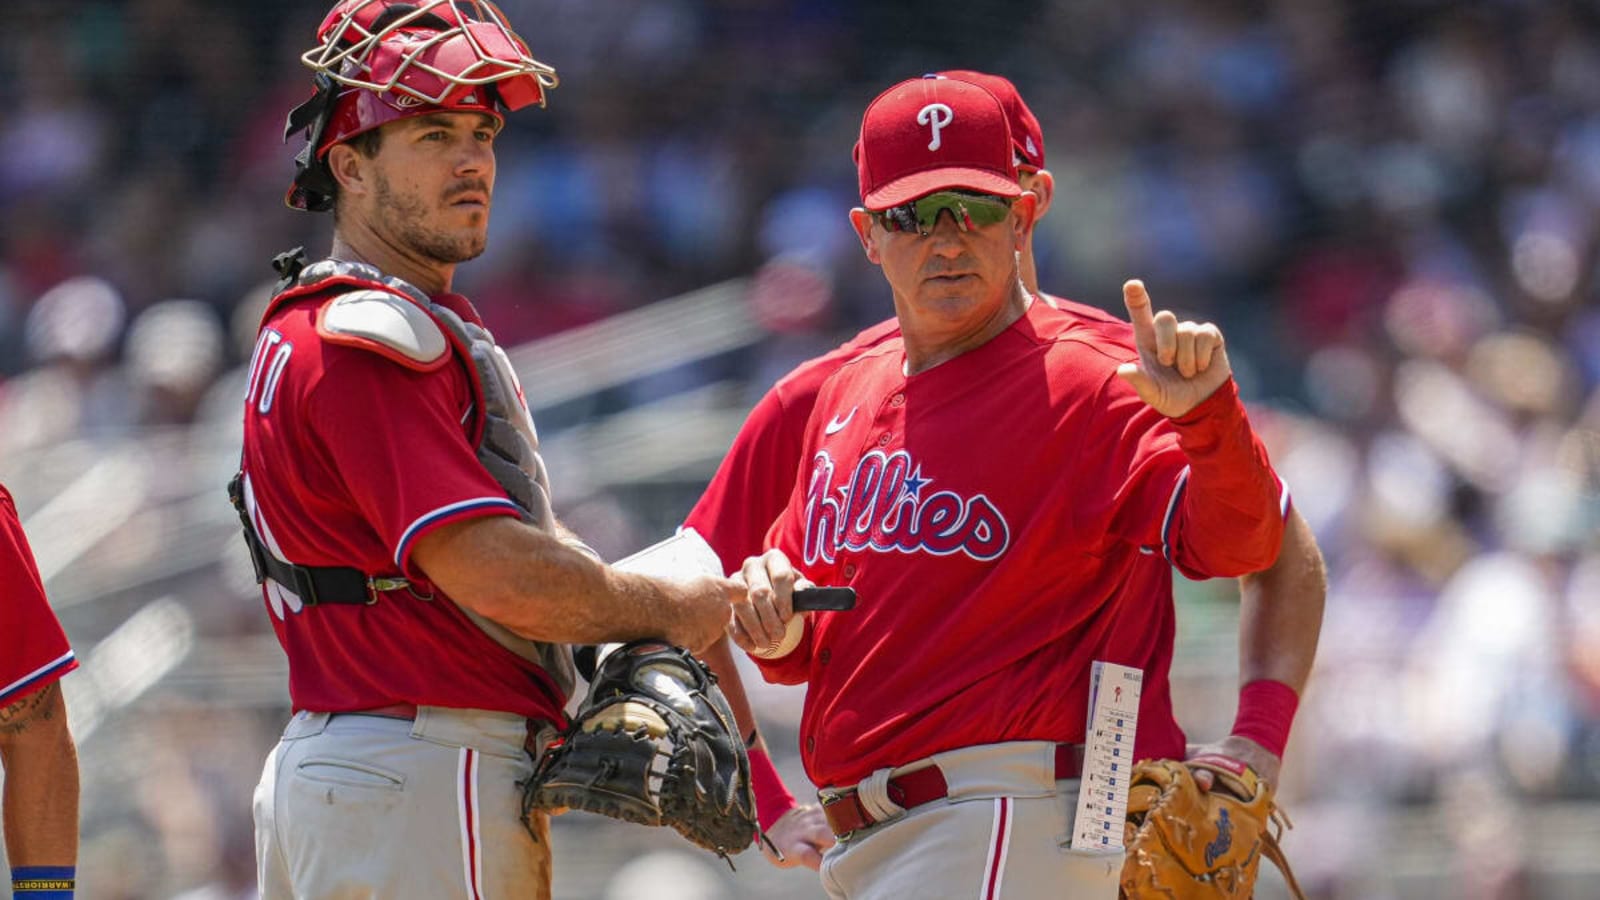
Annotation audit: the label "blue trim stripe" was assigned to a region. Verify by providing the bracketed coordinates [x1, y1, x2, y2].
[1159, 466, 1191, 564]
[0, 651, 76, 707]
[394, 497, 521, 570]
[1277, 475, 1292, 519]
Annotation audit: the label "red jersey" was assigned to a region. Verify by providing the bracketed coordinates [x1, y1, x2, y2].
[239, 288, 564, 722]
[685, 296, 1197, 765]
[685, 296, 1131, 570]
[1, 484, 77, 706]
[754, 300, 1286, 788]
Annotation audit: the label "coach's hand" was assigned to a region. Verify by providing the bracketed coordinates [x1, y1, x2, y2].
[761, 803, 835, 870]
[729, 549, 810, 658]
[1115, 279, 1232, 418]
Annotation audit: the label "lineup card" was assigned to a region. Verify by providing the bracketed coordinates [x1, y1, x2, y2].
[612, 527, 724, 581]
[592, 528, 725, 666]
[1071, 661, 1143, 850]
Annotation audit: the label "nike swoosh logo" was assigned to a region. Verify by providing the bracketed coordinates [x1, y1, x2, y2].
[824, 407, 858, 435]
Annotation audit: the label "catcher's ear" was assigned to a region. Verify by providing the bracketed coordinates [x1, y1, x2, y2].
[326, 142, 371, 199]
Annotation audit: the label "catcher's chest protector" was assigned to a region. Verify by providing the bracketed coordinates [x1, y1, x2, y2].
[273, 258, 576, 698]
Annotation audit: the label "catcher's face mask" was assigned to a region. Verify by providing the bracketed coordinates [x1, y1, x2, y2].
[285, 0, 558, 211]
[869, 190, 1014, 237]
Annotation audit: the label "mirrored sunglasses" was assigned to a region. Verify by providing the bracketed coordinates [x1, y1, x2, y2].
[870, 191, 1013, 236]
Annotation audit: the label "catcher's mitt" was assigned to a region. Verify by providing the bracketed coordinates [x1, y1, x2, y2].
[521, 640, 758, 858]
[1121, 756, 1306, 900]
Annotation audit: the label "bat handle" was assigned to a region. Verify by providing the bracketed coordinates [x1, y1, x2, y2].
[792, 586, 856, 612]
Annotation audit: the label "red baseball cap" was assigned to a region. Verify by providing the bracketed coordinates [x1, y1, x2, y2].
[855, 75, 1021, 209]
[936, 70, 1044, 170]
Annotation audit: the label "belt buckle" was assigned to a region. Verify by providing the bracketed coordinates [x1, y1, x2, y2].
[366, 576, 408, 605]
[818, 787, 850, 809]
[818, 788, 859, 842]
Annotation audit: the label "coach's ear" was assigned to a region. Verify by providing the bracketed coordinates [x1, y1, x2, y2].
[849, 208, 882, 264]
[1011, 192, 1038, 251]
[1026, 168, 1054, 220]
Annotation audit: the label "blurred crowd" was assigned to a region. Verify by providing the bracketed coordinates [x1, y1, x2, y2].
[2, 0, 1599, 897]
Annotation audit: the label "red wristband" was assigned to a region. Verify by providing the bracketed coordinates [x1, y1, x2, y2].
[1230, 679, 1299, 758]
[748, 746, 799, 832]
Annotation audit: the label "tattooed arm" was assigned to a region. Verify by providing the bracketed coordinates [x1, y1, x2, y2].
[0, 682, 79, 866]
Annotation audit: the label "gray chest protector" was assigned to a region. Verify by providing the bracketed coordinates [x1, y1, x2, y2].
[289, 257, 579, 698]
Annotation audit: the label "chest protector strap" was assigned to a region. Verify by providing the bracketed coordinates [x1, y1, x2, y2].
[237, 250, 576, 698]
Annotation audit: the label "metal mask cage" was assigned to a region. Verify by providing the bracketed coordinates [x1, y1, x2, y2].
[300, 0, 558, 109]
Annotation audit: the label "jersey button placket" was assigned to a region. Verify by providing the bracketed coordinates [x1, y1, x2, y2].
[865, 388, 903, 452]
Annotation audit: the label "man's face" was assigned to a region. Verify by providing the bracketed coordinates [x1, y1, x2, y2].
[356, 111, 500, 265]
[850, 191, 1035, 323]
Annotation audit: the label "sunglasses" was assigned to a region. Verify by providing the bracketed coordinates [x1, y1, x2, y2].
[870, 191, 1014, 236]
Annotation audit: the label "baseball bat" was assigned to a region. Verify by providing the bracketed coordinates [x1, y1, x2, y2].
[792, 586, 856, 611]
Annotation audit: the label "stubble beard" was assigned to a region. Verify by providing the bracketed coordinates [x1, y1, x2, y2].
[375, 172, 487, 265]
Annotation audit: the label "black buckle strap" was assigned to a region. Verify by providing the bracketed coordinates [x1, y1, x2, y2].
[277, 558, 376, 607]
[227, 471, 393, 607]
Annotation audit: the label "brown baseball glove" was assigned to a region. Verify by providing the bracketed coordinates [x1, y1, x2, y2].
[1121, 755, 1306, 899]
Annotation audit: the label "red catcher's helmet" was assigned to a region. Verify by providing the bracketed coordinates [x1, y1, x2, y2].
[284, 0, 558, 211]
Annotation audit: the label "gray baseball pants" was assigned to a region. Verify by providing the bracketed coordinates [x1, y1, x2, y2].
[819, 741, 1123, 900]
[254, 707, 552, 900]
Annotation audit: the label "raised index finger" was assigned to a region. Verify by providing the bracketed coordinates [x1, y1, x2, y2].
[1122, 279, 1157, 354]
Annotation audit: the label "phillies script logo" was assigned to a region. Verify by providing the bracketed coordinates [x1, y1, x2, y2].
[802, 450, 1010, 566]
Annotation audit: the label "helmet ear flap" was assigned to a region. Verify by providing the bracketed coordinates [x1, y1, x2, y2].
[285, 72, 342, 212]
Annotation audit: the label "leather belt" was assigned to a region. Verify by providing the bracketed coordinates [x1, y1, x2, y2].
[821, 744, 1085, 840]
[334, 705, 555, 758]
[340, 703, 420, 720]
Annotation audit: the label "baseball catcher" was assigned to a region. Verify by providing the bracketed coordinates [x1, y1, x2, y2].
[522, 640, 759, 860]
[1121, 755, 1307, 899]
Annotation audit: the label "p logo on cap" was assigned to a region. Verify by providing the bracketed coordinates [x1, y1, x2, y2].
[917, 102, 953, 150]
[854, 76, 1020, 210]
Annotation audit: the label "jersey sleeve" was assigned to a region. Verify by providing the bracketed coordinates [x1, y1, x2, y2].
[1071, 372, 1284, 579]
[0, 488, 77, 706]
[683, 383, 811, 576]
[307, 349, 523, 580]
[1161, 380, 1287, 576]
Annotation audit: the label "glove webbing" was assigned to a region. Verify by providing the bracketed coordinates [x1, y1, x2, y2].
[1258, 804, 1307, 900]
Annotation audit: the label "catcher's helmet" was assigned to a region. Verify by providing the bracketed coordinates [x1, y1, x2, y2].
[285, 0, 558, 211]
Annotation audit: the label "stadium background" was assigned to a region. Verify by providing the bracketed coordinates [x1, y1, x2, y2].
[2, 0, 1599, 897]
